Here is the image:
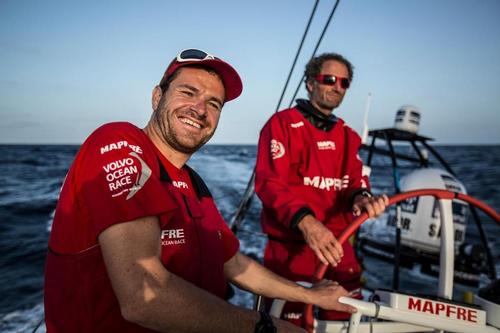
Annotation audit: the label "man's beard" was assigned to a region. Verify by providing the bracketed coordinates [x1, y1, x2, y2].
[319, 93, 343, 111]
[154, 108, 215, 154]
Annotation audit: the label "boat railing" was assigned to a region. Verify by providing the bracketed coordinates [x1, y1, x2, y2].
[267, 189, 499, 333]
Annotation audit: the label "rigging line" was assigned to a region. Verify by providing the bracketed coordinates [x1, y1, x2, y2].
[288, 0, 342, 108]
[31, 318, 43, 333]
[229, 170, 256, 232]
[274, 0, 320, 113]
[230, 1, 344, 235]
[231, 1, 321, 234]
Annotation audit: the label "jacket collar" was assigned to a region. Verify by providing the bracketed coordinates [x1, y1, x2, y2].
[295, 99, 337, 131]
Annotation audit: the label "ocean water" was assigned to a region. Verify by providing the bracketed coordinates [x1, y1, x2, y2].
[0, 144, 499, 332]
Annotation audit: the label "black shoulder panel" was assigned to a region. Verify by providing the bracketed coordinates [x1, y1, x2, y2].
[158, 158, 171, 182]
[185, 165, 213, 199]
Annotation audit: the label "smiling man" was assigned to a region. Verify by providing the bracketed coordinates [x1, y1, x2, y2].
[44, 49, 355, 333]
[255, 53, 389, 325]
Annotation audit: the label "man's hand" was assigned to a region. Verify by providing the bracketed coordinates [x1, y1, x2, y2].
[268, 280, 357, 332]
[306, 279, 357, 313]
[352, 194, 389, 218]
[297, 215, 343, 266]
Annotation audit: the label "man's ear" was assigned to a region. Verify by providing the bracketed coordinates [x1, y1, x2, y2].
[305, 79, 314, 94]
[152, 85, 163, 110]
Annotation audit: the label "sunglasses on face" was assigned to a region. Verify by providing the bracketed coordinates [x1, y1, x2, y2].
[176, 48, 218, 62]
[314, 74, 350, 89]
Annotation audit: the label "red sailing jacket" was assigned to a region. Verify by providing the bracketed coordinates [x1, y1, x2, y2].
[45, 122, 239, 333]
[255, 107, 368, 240]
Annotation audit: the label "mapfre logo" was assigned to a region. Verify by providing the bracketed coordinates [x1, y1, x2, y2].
[161, 228, 186, 246]
[100, 140, 143, 155]
[317, 140, 336, 150]
[271, 139, 285, 160]
[290, 121, 304, 128]
[407, 297, 482, 324]
[303, 175, 349, 191]
[172, 181, 188, 189]
[284, 313, 302, 320]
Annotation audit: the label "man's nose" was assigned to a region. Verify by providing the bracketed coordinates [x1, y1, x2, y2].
[190, 99, 208, 117]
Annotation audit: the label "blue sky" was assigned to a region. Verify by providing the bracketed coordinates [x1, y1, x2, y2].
[1, 0, 499, 144]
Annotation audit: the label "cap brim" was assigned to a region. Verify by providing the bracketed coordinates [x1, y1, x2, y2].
[162, 58, 243, 102]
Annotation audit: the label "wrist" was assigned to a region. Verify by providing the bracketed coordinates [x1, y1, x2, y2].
[296, 214, 316, 233]
[300, 285, 315, 305]
[352, 189, 372, 206]
[290, 207, 314, 230]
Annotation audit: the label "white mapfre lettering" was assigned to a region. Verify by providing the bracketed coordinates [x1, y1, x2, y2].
[161, 228, 186, 246]
[290, 121, 304, 128]
[284, 313, 302, 320]
[317, 140, 336, 150]
[100, 140, 143, 155]
[303, 175, 349, 191]
[172, 181, 189, 189]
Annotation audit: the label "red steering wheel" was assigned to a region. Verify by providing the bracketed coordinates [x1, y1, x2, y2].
[301, 188, 500, 332]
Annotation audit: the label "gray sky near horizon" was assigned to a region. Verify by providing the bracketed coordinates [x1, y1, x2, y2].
[1, 0, 499, 145]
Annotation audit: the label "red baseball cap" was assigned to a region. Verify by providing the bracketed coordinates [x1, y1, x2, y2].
[159, 49, 243, 102]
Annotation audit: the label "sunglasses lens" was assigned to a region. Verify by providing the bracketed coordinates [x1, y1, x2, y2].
[340, 78, 350, 89]
[323, 75, 337, 85]
[179, 49, 208, 60]
[315, 75, 349, 88]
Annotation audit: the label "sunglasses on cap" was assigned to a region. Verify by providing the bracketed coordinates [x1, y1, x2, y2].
[176, 48, 219, 62]
[314, 74, 350, 89]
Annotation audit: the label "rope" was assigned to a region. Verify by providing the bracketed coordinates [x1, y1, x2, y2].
[288, 0, 342, 108]
[274, 0, 320, 113]
[31, 318, 43, 333]
[230, 0, 343, 234]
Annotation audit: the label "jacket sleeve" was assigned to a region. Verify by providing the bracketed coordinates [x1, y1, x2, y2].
[255, 114, 313, 229]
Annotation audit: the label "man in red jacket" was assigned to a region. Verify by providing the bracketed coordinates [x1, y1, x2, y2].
[255, 53, 388, 325]
[44, 49, 356, 333]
